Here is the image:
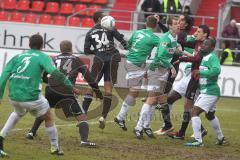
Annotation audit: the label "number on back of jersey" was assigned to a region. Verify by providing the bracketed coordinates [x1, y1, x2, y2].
[91, 32, 109, 50]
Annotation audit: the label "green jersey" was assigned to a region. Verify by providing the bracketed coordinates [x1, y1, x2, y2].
[149, 31, 178, 70]
[0, 49, 58, 102]
[199, 52, 221, 96]
[127, 28, 159, 66]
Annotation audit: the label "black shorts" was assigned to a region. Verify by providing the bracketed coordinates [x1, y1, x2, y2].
[91, 56, 119, 84]
[45, 86, 84, 117]
[185, 77, 199, 100]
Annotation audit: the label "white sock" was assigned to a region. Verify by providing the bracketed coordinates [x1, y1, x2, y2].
[169, 104, 173, 111]
[143, 106, 154, 128]
[135, 103, 151, 131]
[0, 112, 21, 138]
[117, 101, 131, 121]
[210, 116, 224, 140]
[45, 125, 59, 148]
[192, 116, 202, 143]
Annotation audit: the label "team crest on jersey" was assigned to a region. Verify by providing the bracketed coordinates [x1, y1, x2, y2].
[162, 41, 167, 47]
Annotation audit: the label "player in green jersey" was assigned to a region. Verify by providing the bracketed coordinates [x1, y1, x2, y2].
[114, 16, 159, 134]
[0, 34, 79, 157]
[185, 38, 226, 147]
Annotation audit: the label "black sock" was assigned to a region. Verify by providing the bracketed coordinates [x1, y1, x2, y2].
[78, 121, 89, 142]
[160, 103, 172, 128]
[179, 111, 191, 136]
[82, 94, 93, 113]
[29, 117, 44, 136]
[102, 95, 112, 119]
[0, 136, 4, 150]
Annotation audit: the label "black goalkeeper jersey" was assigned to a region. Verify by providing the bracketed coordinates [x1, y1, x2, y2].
[84, 24, 127, 61]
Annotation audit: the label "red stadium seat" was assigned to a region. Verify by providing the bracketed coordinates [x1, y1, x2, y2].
[10, 12, 23, 22]
[25, 13, 37, 23]
[74, 4, 87, 15]
[45, 2, 59, 13]
[31, 1, 44, 12]
[3, 0, 16, 10]
[82, 18, 94, 27]
[17, 0, 30, 11]
[69, 16, 80, 27]
[53, 15, 66, 25]
[94, 0, 108, 5]
[60, 3, 73, 14]
[81, 0, 94, 3]
[86, 5, 102, 16]
[0, 11, 8, 21]
[39, 14, 51, 24]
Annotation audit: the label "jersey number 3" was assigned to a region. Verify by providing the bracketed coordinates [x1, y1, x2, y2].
[91, 32, 109, 49]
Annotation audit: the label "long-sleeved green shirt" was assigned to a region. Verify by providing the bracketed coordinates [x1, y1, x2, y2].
[0, 49, 73, 102]
[126, 28, 159, 66]
[199, 52, 221, 96]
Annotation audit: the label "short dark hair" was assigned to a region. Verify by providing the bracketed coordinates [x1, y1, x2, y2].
[167, 16, 179, 26]
[182, 14, 194, 32]
[146, 15, 157, 28]
[60, 40, 72, 53]
[199, 25, 210, 38]
[93, 11, 104, 23]
[29, 34, 43, 50]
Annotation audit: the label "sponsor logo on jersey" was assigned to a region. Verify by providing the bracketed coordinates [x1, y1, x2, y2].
[162, 41, 167, 47]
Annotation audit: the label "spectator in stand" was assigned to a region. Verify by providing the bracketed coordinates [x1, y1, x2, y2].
[141, 0, 161, 18]
[222, 19, 240, 49]
[160, 0, 182, 23]
[183, 5, 191, 15]
[220, 41, 234, 65]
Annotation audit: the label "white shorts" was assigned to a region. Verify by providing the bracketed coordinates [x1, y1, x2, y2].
[194, 94, 219, 113]
[147, 67, 169, 93]
[10, 95, 50, 117]
[173, 70, 191, 96]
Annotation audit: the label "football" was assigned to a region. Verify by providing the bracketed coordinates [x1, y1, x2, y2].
[101, 16, 116, 30]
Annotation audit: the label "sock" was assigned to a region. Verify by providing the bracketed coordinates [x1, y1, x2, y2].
[143, 106, 153, 129]
[82, 94, 93, 113]
[192, 116, 202, 143]
[0, 112, 21, 138]
[29, 117, 44, 136]
[102, 95, 112, 119]
[135, 103, 151, 131]
[210, 116, 224, 140]
[168, 104, 173, 111]
[117, 95, 135, 121]
[78, 121, 89, 142]
[0, 136, 3, 150]
[45, 125, 59, 148]
[160, 103, 172, 128]
[179, 111, 191, 136]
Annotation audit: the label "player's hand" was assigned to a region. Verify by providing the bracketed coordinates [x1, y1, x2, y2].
[93, 89, 103, 100]
[73, 88, 81, 95]
[170, 67, 177, 78]
[176, 45, 183, 54]
[154, 14, 160, 23]
[192, 70, 200, 80]
[173, 60, 180, 65]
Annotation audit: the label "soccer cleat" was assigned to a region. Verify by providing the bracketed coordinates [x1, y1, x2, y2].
[81, 141, 97, 148]
[26, 132, 35, 140]
[133, 129, 144, 139]
[154, 126, 174, 135]
[114, 117, 127, 131]
[167, 131, 185, 140]
[190, 129, 208, 138]
[216, 137, 227, 145]
[0, 150, 9, 158]
[143, 128, 155, 138]
[185, 140, 204, 147]
[98, 117, 106, 129]
[51, 146, 64, 156]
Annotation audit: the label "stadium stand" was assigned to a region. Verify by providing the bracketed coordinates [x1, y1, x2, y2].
[45, 2, 59, 14]
[0, 10, 8, 21]
[25, 13, 37, 23]
[10, 11, 23, 22]
[31, 1, 44, 12]
[3, 0, 16, 10]
[60, 3, 73, 14]
[53, 15, 66, 25]
[68, 16, 81, 26]
[81, 17, 94, 27]
[17, 0, 30, 11]
[39, 14, 52, 24]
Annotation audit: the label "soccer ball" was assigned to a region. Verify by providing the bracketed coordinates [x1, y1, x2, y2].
[101, 16, 115, 30]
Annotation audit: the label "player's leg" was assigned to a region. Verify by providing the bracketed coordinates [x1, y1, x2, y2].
[82, 56, 104, 113]
[26, 86, 59, 139]
[0, 100, 26, 157]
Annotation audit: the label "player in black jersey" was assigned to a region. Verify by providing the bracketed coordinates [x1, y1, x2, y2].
[82, 11, 127, 129]
[26, 40, 103, 147]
